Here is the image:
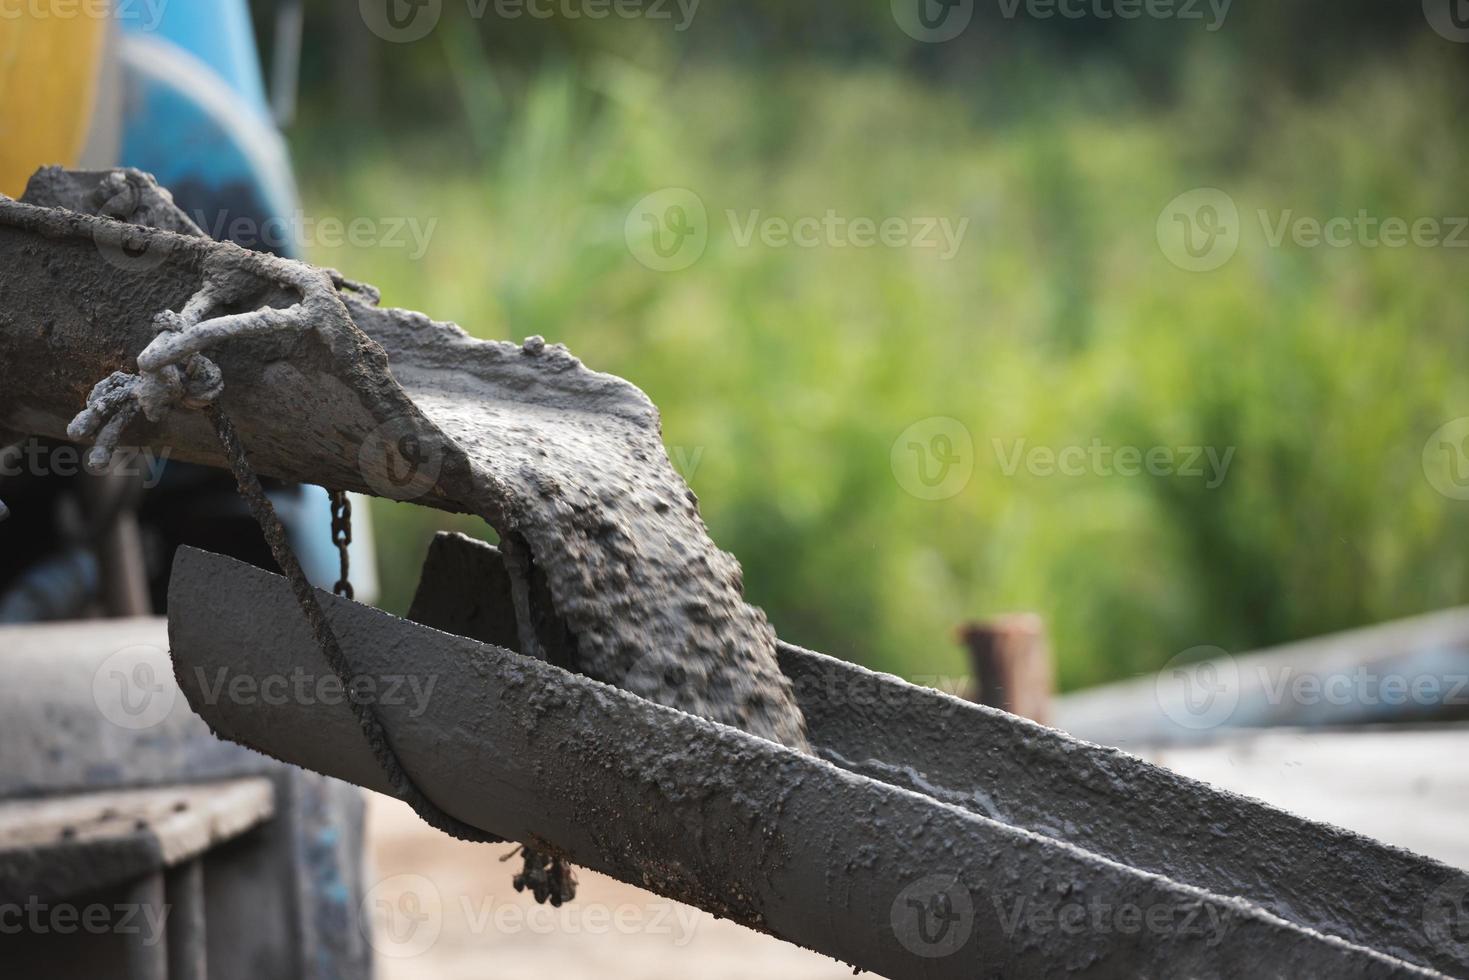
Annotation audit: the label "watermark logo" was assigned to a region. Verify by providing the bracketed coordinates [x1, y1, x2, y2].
[623, 651, 692, 705]
[892, 0, 974, 42]
[1155, 645, 1239, 731]
[88, 169, 181, 271]
[667, 445, 705, 482]
[361, 0, 443, 42]
[892, 417, 974, 500]
[361, 874, 443, 958]
[1423, 0, 1469, 42]
[358, 417, 447, 502]
[891, 875, 974, 958]
[1157, 188, 1240, 272]
[1424, 876, 1469, 961]
[93, 220, 179, 275]
[1423, 418, 1469, 500]
[626, 188, 708, 272]
[93, 645, 177, 731]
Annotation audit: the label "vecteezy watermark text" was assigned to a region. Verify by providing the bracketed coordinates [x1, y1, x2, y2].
[0, 0, 167, 30]
[1257, 210, 1469, 250]
[188, 210, 438, 261]
[726, 210, 969, 259]
[790, 668, 971, 717]
[1158, 188, 1469, 271]
[1155, 645, 1469, 731]
[995, 0, 1230, 30]
[483, 0, 699, 29]
[359, 0, 699, 43]
[625, 189, 971, 271]
[993, 438, 1235, 488]
[995, 894, 1230, 946]
[0, 897, 168, 945]
[361, 873, 701, 958]
[191, 667, 439, 718]
[458, 895, 700, 944]
[892, 0, 1228, 43]
[0, 440, 169, 488]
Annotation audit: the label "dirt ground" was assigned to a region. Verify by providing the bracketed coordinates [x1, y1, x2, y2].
[363, 794, 858, 979]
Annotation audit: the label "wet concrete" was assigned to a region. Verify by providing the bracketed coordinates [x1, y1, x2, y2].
[169, 547, 1459, 979]
[0, 168, 806, 750]
[413, 531, 1469, 978]
[778, 641, 1469, 978]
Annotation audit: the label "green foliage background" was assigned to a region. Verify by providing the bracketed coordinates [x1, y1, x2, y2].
[286, 6, 1469, 688]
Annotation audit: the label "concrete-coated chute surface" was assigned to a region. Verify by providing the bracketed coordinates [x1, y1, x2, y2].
[0, 167, 809, 751]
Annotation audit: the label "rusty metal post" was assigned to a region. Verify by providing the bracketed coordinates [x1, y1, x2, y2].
[956, 612, 1054, 723]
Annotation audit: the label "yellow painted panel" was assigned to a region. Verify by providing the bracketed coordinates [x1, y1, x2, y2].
[0, 11, 107, 196]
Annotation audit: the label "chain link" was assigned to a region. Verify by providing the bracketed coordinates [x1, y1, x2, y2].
[329, 489, 353, 600]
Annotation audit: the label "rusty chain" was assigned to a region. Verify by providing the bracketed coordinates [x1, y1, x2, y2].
[329, 489, 353, 600]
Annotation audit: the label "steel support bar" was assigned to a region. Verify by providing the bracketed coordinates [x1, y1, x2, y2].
[168, 547, 1467, 979]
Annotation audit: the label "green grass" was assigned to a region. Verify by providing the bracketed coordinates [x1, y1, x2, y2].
[291, 50, 1469, 691]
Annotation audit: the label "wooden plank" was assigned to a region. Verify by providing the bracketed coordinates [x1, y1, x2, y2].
[0, 777, 274, 905]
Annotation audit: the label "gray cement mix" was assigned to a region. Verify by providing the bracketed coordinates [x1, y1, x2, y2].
[0, 168, 808, 750]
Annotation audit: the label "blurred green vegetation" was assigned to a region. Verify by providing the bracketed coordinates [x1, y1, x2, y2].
[287, 18, 1469, 690]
